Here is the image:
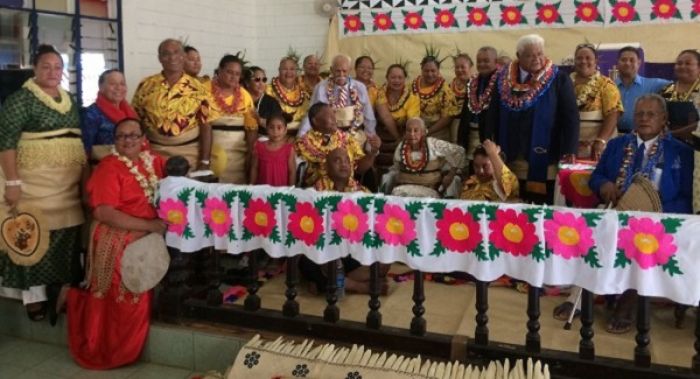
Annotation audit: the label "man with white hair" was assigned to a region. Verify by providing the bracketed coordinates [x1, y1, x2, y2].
[298, 54, 378, 141]
[495, 34, 579, 204]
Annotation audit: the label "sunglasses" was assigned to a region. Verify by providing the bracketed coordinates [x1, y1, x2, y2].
[253, 77, 268, 83]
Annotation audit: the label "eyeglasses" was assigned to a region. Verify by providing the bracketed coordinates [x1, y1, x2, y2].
[253, 77, 268, 83]
[115, 133, 143, 141]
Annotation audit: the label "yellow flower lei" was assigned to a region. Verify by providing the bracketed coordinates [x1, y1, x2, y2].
[112, 149, 159, 204]
[570, 72, 602, 109]
[22, 79, 72, 114]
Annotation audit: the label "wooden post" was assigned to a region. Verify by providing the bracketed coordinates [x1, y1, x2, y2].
[579, 289, 595, 360]
[282, 256, 300, 318]
[410, 271, 426, 336]
[634, 296, 651, 367]
[366, 262, 382, 329]
[526, 286, 541, 353]
[474, 280, 489, 346]
[323, 259, 340, 323]
[244, 251, 261, 311]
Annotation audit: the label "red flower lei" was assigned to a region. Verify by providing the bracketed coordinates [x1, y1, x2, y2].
[450, 78, 468, 98]
[412, 76, 445, 100]
[498, 59, 556, 111]
[467, 71, 498, 114]
[382, 84, 411, 113]
[212, 80, 242, 114]
[399, 138, 430, 173]
[271, 77, 306, 107]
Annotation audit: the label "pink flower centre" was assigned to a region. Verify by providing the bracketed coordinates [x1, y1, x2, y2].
[557, 226, 580, 246]
[634, 233, 659, 255]
[254, 211, 268, 227]
[300, 216, 315, 234]
[168, 210, 184, 224]
[503, 223, 524, 243]
[449, 222, 470, 241]
[211, 209, 227, 225]
[386, 217, 405, 234]
[342, 214, 359, 232]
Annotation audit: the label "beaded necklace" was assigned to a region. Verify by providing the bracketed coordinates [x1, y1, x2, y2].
[212, 80, 242, 114]
[467, 72, 498, 114]
[614, 133, 664, 192]
[399, 138, 430, 173]
[271, 77, 306, 107]
[498, 59, 556, 111]
[112, 149, 159, 204]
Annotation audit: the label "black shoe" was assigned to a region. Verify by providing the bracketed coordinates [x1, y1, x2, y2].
[26, 302, 47, 322]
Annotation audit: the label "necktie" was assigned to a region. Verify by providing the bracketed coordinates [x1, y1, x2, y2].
[338, 86, 348, 107]
[631, 142, 646, 174]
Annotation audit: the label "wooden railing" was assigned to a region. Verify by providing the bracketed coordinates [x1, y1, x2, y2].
[155, 247, 700, 379]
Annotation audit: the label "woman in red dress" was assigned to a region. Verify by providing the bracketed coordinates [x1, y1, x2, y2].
[67, 118, 166, 369]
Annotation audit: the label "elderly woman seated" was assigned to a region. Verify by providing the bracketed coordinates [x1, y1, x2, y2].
[553, 94, 693, 333]
[382, 117, 466, 198]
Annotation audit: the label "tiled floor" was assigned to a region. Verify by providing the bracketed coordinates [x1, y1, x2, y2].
[0, 334, 196, 379]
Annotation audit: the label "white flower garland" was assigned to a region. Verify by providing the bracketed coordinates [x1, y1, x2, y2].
[22, 79, 72, 114]
[112, 148, 159, 204]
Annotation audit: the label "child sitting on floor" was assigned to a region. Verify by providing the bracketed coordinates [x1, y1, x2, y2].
[460, 139, 519, 202]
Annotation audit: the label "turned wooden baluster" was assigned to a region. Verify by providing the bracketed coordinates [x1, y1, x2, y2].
[205, 248, 223, 306]
[578, 289, 595, 360]
[366, 262, 382, 329]
[526, 286, 541, 353]
[323, 259, 340, 323]
[410, 270, 426, 336]
[474, 280, 489, 346]
[244, 251, 260, 311]
[158, 248, 192, 321]
[693, 301, 700, 373]
[634, 295, 651, 367]
[282, 256, 300, 317]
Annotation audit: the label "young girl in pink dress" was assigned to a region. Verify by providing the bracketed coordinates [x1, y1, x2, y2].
[249, 114, 296, 186]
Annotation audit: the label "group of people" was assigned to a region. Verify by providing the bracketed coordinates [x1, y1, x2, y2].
[0, 33, 698, 369]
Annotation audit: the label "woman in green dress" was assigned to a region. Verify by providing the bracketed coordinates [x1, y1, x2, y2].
[0, 45, 86, 321]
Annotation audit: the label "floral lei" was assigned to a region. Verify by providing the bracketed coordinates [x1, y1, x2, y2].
[23, 79, 72, 114]
[399, 138, 430, 173]
[467, 72, 498, 114]
[212, 80, 242, 114]
[112, 149, 159, 204]
[570, 71, 602, 109]
[271, 77, 306, 107]
[299, 130, 349, 162]
[326, 79, 364, 129]
[412, 76, 445, 100]
[497, 59, 557, 111]
[615, 133, 664, 192]
[382, 84, 411, 113]
[450, 78, 467, 98]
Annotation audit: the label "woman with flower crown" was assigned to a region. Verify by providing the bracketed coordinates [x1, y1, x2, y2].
[266, 55, 310, 135]
[571, 44, 623, 160]
[412, 52, 460, 142]
[0, 45, 86, 322]
[205, 54, 258, 184]
[66, 118, 167, 369]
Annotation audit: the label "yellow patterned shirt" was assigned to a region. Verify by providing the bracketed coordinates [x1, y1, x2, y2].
[131, 72, 211, 136]
[266, 79, 310, 123]
[376, 85, 421, 129]
[206, 81, 257, 131]
[571, 72, 624, 116]
[295, 129, 365, 187]
[366, 82, 379, 109]
[460, 165, 519, 202]
[412, 77, 460, 126]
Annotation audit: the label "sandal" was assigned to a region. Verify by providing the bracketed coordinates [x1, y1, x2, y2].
[26, 302, 47, 322]
[553, 301, 580, 322]
[606, 316, 634, 334]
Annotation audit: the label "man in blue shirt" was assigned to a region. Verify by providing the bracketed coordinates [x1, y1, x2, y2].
[615, 46, 671, 133]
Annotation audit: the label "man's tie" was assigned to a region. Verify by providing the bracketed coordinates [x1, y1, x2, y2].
[338, 86, 348, 107]
[631, 142, 646, 174]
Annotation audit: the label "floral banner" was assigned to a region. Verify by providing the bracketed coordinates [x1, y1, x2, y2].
[159, 177, 700, 306]
[339, 0, 700, 37]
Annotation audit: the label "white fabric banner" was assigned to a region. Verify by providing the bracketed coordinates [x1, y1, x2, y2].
[159, 177, 700, 306]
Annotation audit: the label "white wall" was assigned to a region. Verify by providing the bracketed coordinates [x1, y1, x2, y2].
[121, 0, 330, 97]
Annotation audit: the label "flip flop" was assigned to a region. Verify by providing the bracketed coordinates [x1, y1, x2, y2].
[553, 301, 580, 322]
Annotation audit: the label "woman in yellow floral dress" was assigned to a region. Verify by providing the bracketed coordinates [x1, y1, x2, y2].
[412, 56, 460, 142]
[206, 54, 257, 183]
[354, 56, 378, 108]
[375, 64, 420, 173]
[266, 56, 310, 136]
[571, 44, 623, 160]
